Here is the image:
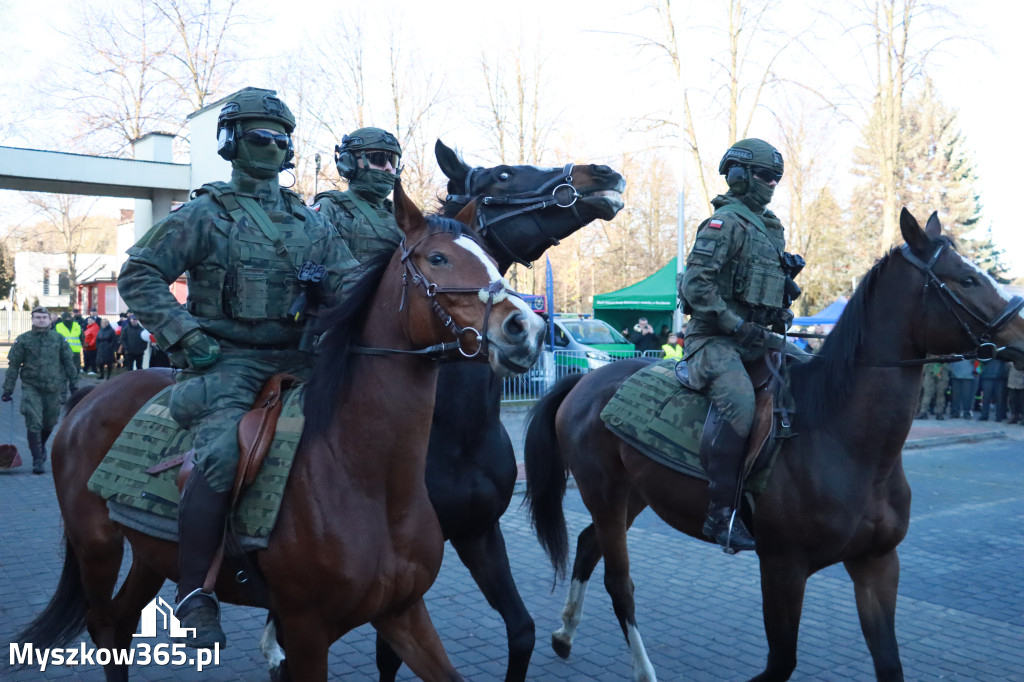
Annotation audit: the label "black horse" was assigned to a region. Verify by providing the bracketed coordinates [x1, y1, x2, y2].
[376, 141, 625, 682]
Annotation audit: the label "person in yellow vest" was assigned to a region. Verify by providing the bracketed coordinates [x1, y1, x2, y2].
[661, 332, 684, 360]
[54, 311, 83, 373]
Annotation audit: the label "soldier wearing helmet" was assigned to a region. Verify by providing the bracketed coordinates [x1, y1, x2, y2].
[118, 88, 360, 648]
[311, 127, 403, 262]
[678, 138, 805, 553]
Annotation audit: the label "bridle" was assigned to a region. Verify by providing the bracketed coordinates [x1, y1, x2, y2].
[867, 242, 1024, 367]
[445, 163, 584, 266]
[351, 231, 510, 360]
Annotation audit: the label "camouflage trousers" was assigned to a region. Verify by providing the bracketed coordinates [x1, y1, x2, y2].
[168, 348, 311, 493]
[919, 367, 950, 415]
[20, 384, 62, 433]
[683, 336, 765, 436]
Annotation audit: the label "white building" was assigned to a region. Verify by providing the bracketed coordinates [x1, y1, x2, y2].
[12, 250, 125, 310]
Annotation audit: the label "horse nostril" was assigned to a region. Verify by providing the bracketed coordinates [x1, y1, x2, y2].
[503, 313, 527, 340]
[594, 165, 612, 176]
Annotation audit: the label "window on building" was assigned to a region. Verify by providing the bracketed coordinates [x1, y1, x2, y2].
[58, 271, 71, 296]
[42, 268, 50, 295]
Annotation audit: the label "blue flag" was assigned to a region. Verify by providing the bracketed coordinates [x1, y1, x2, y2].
[546, 256, 555, 351]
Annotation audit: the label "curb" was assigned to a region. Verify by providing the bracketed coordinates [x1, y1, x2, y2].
[902, 430, 1008, 450]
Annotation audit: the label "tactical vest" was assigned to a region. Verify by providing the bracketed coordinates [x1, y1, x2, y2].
[315, 189, 400, 262]
[55, 321, 83, 353]
[713, 203, 787, 312]
[188, 182, 309, 323]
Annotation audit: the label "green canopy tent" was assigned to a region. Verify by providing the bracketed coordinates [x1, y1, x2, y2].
[592, 258, 679, 337]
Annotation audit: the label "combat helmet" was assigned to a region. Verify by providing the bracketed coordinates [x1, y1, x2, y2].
[718, 138, 784, 194]
[335, 127, 402, 180]
[216, 88, 296, 163]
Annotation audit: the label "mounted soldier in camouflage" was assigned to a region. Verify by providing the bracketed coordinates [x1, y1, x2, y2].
[311, 127, 403, 261]
[118, 88, 360, 649]
[679, 138, 804, 553]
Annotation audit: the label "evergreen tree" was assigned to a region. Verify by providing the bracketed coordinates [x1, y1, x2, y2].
[0, 241, 13, 300]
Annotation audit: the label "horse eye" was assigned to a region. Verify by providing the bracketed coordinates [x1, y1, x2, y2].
[959, 275, 978, 287]
[428, 253, 448, 266]
[498, 171, 510, 181]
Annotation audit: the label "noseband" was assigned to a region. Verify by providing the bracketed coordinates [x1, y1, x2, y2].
[352, 232, 510, 359]
[446, 163, 583, 266]
[869, 243, 1024, 367]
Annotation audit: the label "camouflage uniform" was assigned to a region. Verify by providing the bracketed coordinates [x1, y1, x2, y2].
[119, 171, 359, 492]
[3, 327, 78, 471]
[917, 363, 950, 419]
[312, 189, 401, 262]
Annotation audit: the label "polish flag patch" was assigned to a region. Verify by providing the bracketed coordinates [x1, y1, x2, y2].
[708, 219, 723, 229]
[311, 202, 321, 212]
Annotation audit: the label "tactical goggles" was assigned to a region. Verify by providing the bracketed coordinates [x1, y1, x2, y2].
[752, 167, 783, 183]
[363, 150, 400, 168]
[241, 128, 290, 150]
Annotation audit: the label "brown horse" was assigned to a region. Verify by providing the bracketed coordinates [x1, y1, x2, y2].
[524, 209, 1024, 681]
[17, 181, 545, 682]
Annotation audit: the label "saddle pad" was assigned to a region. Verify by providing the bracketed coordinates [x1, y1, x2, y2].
[87, 384, 306, 547]
[599, 359, 775, 494]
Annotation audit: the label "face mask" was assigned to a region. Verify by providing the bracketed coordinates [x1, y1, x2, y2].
[743, 178, 775, 211]
[351, 167, 397, 203]
[233, 121, 289, 180]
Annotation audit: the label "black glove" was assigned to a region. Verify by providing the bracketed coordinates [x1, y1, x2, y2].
[1, 392, 11, 402]
[732, 321, 766, 349]
[169, 329, 221, 369]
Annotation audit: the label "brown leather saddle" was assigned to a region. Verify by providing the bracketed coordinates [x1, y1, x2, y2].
[675, 350, 790, 480]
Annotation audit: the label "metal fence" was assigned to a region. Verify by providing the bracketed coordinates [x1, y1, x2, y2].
[501, 349, 664, 403]
[0, 310, 33, 342]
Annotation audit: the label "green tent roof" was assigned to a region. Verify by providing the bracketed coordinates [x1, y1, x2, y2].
[592, 258, 679, 310]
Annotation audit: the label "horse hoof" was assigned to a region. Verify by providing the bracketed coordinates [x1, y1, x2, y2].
[551, 633, 572, 659]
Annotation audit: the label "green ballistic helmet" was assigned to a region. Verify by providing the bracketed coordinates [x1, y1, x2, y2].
[216, 88, 296, 162]
[335, 127, 402, 179]
[718, 138, 784, 177]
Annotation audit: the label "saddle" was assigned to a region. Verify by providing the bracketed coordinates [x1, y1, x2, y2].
[675, 350, 792, 479]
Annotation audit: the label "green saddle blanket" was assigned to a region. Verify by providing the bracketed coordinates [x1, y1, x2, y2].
[86, 383, 306, 548]
[599, 359, 776, 494]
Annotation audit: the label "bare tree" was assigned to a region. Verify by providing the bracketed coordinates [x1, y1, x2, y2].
[21, 194, 107, 306]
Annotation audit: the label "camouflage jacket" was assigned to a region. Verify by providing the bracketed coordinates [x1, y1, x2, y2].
[3, 329, 77, 393]
[680, 193, 788, 347]
[119, 171, 360, 351]
[312, 189, 401, 263]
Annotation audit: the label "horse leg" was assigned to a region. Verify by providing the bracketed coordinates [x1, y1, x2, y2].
[274, 617, 331, 682]
[373, 598, 463, 682]
[101, 558, 165, 681]
[553, 496, 646, 660]
[448, 522, 534, 682]
[260, 615, 287, 682]
[750, 556, 809, 682]
[844, 550, 904, 682]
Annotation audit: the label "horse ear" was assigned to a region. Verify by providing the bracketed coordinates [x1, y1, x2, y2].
[453, 199, 478, 227]
[392, 178, 427, 238]
[899, 207, 929, 252]
[924, 211, 942, 239]
[435, 139, 469, 185]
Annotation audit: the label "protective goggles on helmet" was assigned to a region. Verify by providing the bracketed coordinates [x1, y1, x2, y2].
[752, 167, 783, 183]
[241, 128, 290, 150]
[363, 150, 400, 168]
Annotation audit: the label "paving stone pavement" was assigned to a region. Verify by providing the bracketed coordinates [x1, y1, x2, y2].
[1, 381, 1022, 680]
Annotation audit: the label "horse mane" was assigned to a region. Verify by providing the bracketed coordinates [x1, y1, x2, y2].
[302, 214, 479, 440]
[788, 235, 955, 428]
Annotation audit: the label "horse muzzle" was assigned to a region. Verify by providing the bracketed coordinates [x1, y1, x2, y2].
[485, 309, 545, 378]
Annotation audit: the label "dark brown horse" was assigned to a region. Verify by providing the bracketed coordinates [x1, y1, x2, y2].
[17, 181, 545, 682]
[524, 209, 1024, 681]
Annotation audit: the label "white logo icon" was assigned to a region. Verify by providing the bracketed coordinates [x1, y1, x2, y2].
[133, 597, 196, 639]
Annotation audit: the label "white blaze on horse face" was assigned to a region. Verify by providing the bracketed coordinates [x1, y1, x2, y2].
[454, 235, 532, 316]
[966, 259, 1014, 304]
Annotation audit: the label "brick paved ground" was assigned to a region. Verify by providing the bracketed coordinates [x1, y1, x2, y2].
[1, 367, 1022, 680]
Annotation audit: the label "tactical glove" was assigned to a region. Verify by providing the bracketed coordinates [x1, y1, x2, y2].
[732, 321, 767, 349]
[1, 392, 11, 402]
[170, 329, 221, 369]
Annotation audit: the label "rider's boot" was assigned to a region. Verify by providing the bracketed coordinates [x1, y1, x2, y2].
[700, 419, 757, 553]
[27, 431, 44, 474]
[175, 467, 230, 649]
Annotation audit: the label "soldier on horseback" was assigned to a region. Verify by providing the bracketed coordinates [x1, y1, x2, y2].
[118, 88, 360, 648]
[312, 127, 404, 262]
[679, 138, 803, 553]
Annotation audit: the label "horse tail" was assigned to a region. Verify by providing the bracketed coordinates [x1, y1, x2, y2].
[524, 372, 585, 580]
[65, 384, 97, 415]
[16, 535, 88, 653]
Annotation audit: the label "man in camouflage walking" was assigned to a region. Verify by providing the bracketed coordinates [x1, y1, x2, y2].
[2, 307, 78, 474]
[119, 88, 360, 649]
[679, 138, 804, 553]
[311, 127, 403, 261]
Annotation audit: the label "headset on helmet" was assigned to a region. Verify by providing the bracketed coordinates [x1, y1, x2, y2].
[718, 138, 784, 195]
[334, 127, 403, 180]
[216, 88, 297, 169]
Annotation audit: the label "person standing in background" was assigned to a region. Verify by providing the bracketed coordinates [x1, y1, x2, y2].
[947, 358, 976, 419]
[82, 317, 100, 375]
[977, 359, 1009, 422]
[915, 362, 950, 420]
[1006, 364, 1024, 425]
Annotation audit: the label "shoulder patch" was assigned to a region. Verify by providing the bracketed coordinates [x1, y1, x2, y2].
[311, 202, 321, 212]
[709, 219, 723, 229]
[170, 203, 184, 212]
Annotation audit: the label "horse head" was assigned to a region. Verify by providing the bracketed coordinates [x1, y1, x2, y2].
[898, 208, 1024, 369]
[391, 178, 546, 376]
[435, 139, 625, 271]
